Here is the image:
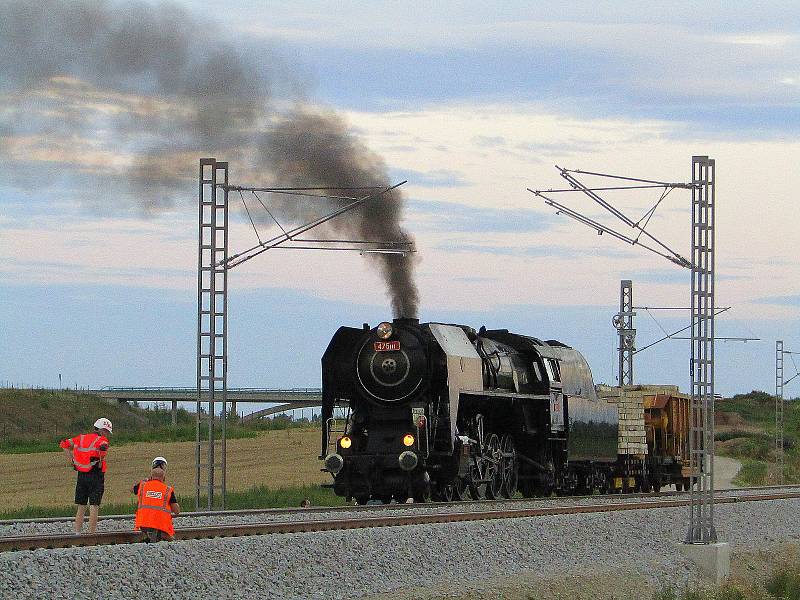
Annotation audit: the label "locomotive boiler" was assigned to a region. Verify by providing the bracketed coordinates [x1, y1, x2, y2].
[320, 317, 619, 504]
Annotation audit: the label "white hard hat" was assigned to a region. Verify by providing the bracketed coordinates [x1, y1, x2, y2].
[152, 456, 168, 469]
[93, 417, 113, 434]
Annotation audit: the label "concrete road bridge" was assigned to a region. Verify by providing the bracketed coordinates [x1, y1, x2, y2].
[92, 387, 322, 423]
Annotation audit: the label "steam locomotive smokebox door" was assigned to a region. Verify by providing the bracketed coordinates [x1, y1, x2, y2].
[429, 324, 483, 442]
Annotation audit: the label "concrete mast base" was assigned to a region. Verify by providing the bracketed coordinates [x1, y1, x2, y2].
[680, 542, 731, 585]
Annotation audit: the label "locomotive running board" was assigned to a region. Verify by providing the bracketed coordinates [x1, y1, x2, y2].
[461, 390, 550, 401]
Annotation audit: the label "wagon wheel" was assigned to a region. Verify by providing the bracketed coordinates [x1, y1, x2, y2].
[600, 473, 612, 495]
[500, 434, 518, 498]
[484, 433, 503, 500]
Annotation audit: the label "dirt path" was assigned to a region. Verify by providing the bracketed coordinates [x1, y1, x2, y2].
[715, 455, 742, 489]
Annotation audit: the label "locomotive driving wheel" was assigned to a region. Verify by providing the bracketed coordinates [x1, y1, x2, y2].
[452, 477, 467, 500]
[468, 460, 485, 500]
[500, 434, 518, 498]
[484, 433, 503, 500]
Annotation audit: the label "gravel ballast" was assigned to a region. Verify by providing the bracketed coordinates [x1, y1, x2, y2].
[2, 496, 800, 598]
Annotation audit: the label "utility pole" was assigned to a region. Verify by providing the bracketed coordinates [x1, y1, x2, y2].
[776, 340, 784, 484]
[686, 156, 716, 544]
[775, 341, 800, 485]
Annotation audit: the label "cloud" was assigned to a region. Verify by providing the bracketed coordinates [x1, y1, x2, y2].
[246, 13, 800, 137]
[472, 135, 506, 148]
[391, 168, 469, 188]
[753, 295, 800, 307]
[409, 199, 555, 234]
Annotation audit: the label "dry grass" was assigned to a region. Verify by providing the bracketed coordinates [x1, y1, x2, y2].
[1, 427, 327, 511]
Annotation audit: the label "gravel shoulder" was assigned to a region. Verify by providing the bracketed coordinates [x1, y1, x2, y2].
[3, 496, 799, 599]
[371, 543, 799, 600]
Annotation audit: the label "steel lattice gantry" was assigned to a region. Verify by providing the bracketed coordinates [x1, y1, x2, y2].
[616, 280, 635, 385]
[531, 156, 723, 546]
[196, 158, 229, 510]
[776, 340, 785, 485]
[193, 158, 412, 510]
[686, 155, 716, 544]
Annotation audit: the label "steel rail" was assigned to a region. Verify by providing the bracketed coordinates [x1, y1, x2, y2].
[5, 483, 800, 526]
[2, 491, 799, 553]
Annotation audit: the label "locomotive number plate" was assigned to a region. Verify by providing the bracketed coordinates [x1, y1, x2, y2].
[374, 341, 400, 352]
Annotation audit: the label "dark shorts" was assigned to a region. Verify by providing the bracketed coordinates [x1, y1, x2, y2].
[75, 470, 105, 506]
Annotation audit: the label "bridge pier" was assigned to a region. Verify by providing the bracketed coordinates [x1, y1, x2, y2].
[172, 400, 177, 426]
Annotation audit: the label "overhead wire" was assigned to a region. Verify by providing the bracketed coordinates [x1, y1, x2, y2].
[634, 186, 674, 244]
[252, 191, 289, 237]
[644, 308, 670, 337]
[238, 190, 262, 245]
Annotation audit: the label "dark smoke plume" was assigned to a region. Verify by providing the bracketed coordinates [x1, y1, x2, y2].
[260, 109, 419, 317]
[0, 0, 419, 316]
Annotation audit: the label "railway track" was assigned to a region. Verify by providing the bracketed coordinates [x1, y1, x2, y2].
[3, 489, 799, 553]
[4, 482, 798, 526]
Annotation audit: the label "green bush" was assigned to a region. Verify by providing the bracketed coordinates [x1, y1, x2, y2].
[767, 563, 800, 599]
[654, 587, 711, 600]
[715, 585, 749, 600]
[716, 431, 762, 442]
[733, 460, 769, 486]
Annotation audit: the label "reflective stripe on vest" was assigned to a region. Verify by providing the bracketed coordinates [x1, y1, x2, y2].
[71, 433, 106, 472]
[134, 480, 175, 536]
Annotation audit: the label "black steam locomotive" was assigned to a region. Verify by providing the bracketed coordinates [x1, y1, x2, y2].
[320, 317, 635, 504]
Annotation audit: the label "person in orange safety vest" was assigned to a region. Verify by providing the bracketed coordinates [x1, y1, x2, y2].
[59, 417, 112, 534]
[133, 456, 181, 541]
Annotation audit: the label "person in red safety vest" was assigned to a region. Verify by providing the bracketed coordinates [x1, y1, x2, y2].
[59, 417, 112, 534]
[133, 456, 181, 541]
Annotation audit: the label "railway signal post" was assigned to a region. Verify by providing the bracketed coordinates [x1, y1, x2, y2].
[614, 280, 635, 386]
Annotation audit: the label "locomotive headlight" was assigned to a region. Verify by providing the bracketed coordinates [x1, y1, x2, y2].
[339, 436, 352, 449]
[402, 433, 415, 447]
[376, 322, 393, 339]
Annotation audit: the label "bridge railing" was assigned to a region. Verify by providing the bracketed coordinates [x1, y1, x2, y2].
[97, 386, 322, 394]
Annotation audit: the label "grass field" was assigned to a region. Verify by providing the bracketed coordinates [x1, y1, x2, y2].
[0, 427, 334, 513]
[652, 545, 800, 600]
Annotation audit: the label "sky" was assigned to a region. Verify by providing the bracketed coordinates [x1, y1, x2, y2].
[1, 1, 799, 400]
